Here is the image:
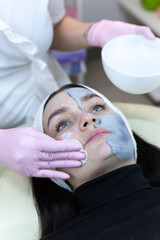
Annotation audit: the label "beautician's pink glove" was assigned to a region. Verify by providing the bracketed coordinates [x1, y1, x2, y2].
[87, 20, 155, 48]
[0, 127, 85, 179]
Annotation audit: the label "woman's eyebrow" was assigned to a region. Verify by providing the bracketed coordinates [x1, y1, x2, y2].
[47, 107, 69, 128]
[81, 93, 101, 102]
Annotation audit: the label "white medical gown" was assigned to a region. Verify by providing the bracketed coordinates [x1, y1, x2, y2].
[0, 0, 71, 129]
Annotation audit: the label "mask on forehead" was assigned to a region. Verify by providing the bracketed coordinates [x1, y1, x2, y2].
[65, 87, 136, 161]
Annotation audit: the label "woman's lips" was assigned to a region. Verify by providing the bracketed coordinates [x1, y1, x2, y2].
[85, 129, 111, 145]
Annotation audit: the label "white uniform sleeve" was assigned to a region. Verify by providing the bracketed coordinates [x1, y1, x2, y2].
[48, 0, 66, 24]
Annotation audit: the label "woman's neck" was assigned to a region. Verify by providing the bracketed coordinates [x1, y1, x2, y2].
[69, 157, 136, 190]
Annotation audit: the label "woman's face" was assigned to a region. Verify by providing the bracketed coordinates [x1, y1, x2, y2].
[43, 87, 135, 189]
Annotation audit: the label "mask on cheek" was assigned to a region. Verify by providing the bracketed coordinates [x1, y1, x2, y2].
[94, 114, 135, 160]
[65, 87, 136, 161]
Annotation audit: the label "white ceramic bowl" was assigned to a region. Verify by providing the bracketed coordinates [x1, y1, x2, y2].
[101, 34, 160, 94]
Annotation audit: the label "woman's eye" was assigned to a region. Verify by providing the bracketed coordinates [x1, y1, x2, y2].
[56, 121, 70, 131]
[91, 104, 105, 113]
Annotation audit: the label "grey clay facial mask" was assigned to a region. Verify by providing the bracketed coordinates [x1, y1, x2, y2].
[65, 87, 134, 160]
[65, 87, 92, 111]
[94, 114, 134, 160]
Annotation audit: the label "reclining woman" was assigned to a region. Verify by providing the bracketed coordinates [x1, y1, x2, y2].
[33, 84, 160, 240]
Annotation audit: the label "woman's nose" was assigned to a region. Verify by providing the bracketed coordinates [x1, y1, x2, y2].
[80, 113, 98, 130]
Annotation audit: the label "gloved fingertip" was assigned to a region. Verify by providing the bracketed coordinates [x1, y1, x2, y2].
[149, 34, 156, 40]
[62, 176, 70, 180]
[69, 161, 82, 168]
[53, 172, 70, 180]
[144, 28, 156, 40]
[145, 31, 156, 40]
[61, 173, 70, 180]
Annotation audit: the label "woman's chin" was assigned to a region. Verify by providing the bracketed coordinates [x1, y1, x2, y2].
[85, 140, 113, 163]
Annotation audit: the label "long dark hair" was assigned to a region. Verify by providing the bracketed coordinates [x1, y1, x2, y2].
[31, 84, 160, 238]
